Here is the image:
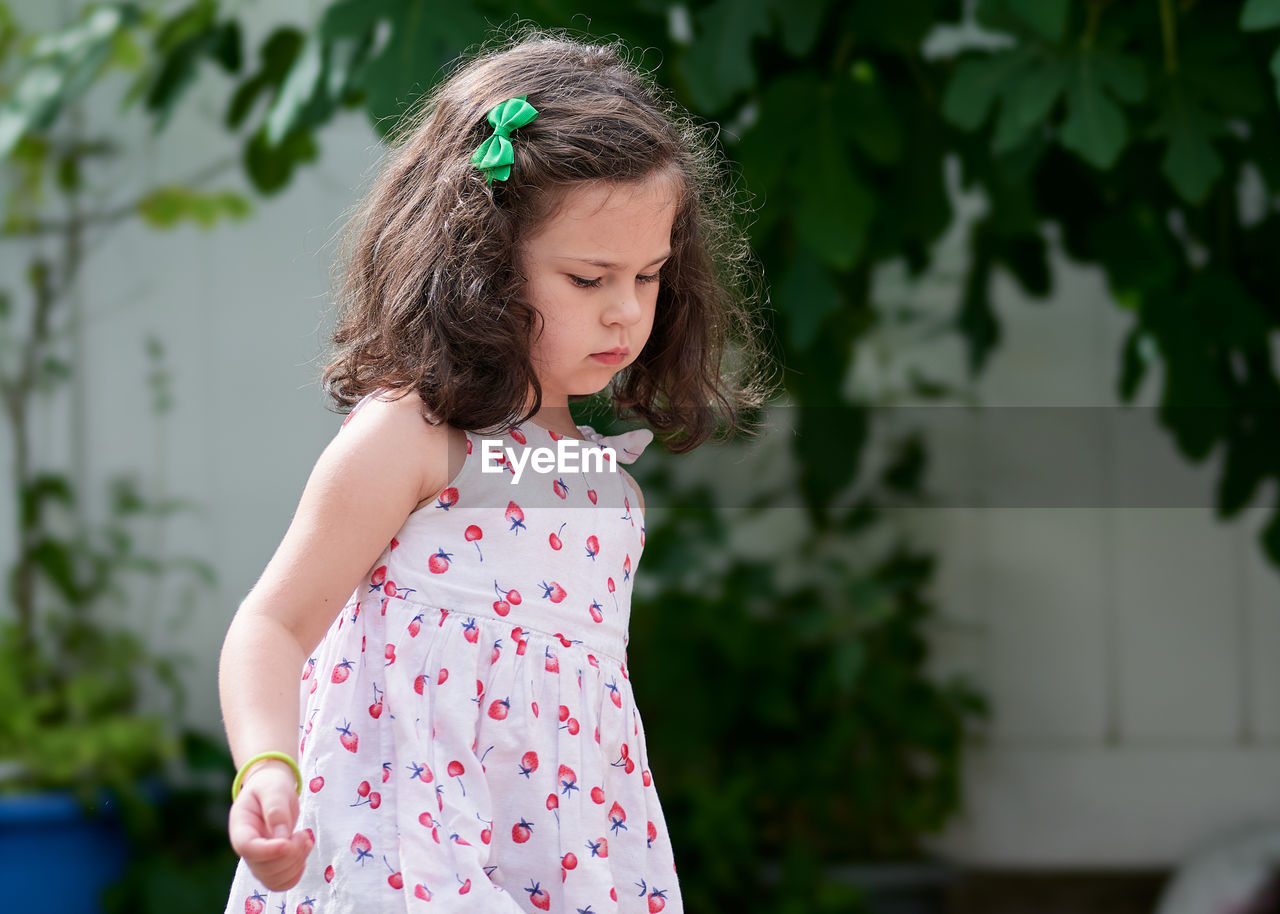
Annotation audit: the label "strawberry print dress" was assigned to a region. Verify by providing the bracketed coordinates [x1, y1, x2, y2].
[225, 393, 682, 914]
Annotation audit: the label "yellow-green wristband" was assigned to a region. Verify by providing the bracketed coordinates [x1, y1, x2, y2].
[231, 751, 302, 801]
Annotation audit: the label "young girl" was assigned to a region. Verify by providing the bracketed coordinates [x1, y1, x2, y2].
[220, 29, 769, 914]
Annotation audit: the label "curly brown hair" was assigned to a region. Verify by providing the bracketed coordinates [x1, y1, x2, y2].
[321, 26, 776, 452]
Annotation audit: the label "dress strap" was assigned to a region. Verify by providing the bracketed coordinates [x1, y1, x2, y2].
[339, 389, 383, 429]
[575, 425, 654, 465]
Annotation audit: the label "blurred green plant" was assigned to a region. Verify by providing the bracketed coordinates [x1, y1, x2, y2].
[607, 431, 988, 912]
[939, 0, 1280, 557]
[0, 0, 245, 810]
[102, 729, 241, 914]
[194, 0, 1280, 544]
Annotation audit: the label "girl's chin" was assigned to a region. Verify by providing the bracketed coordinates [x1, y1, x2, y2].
[542, 364, 625, 399]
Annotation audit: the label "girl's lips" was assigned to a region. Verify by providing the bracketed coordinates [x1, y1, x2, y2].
[589, 350, 628, 365]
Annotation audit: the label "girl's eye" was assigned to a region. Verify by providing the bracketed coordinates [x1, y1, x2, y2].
[569, 270, 661, 288]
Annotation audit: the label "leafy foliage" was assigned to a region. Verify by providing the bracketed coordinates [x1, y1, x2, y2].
[621, 460, 988, 909]
[101, 730, 241, 914]
[0, 2, 234, 805]
[943, 2, 1280, 562]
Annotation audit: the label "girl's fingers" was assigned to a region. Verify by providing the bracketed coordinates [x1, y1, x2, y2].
[262, 794, 299, 839]
[229, 779, 311, 864]
[228, 794, 271, 853]
[242, 831, 315, 891]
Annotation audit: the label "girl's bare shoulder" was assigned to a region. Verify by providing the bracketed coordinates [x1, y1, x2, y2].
[336, 389, 468, 508]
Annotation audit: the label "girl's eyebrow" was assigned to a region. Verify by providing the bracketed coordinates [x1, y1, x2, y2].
[556, 250, 672, 270]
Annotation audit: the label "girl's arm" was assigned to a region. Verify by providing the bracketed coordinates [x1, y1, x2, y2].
[219, 391, 461, 890]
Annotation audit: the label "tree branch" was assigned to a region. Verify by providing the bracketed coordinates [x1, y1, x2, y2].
[2, 154, 240, 239]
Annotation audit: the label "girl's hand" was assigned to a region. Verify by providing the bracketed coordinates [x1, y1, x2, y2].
[228, 761, 315, 891]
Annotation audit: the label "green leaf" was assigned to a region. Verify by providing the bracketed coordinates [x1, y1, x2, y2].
[1271, 45, 1280, 107]
[992, 59, 1068, 152]
[359, 0, 488, 130]
[770, 0, 827, 57]
[833, 639, 866, 695]
[956, 224, 1000, 376]
[108, 27, 144, 71]
[840, 81, 903, 166]
[55, 152, 81, 192]
[1094, 49, 1146, 104]
[143, 6, 237, 130]
[0, 66, 63, 157]
[793, 135, 876, 270]
[1118, 327, 1151, 402]
[225, 27, 303, 130]
[21, 473, 74, 529]
[209, 21, 241, 72]
[777, 254, 843, 351]
[881, 432, 926, 494]
[40, 356, 71, 383]
[1005, 0, 1068, 42]
[1009, 59, 1070, 129]
[1241, 0, 1280, 30]
[847, 0, 938, 53]
[995, 232, 1050, 296]
[31, 5, 135, 57]
[736, 73, 817, 193]
[941, 51, 1028, 131]
[265, 34, 324, 145]
[1146, 82, 1229, 203]
[798, 403, 868, 513]
[680, 0, 771, 112]
[1055, 47, 1145, 168]
[29, 537, 80, 603]
[1161, 109, 1224, 203]
[325, 28, 375, 102]
[320, 0, 390, 37]
[152, 0, 215, 54]
[136, 186, 252, 228]
[1263, 509, 1280, 567]
[310, 0, 384, 110]
[1189, 271, 1270, 350]
[244, 125, 318, 194]
[1060, 67, 1127, 168]
[1218, 426, 1267, 517]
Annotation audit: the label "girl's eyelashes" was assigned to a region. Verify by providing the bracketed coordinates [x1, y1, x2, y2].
[568, 271, 662, 289]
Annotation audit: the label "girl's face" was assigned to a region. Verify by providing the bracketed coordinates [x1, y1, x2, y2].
[520, 171, 678, 427]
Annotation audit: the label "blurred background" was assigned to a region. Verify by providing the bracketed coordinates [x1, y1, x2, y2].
[4, 0, 1280, 912]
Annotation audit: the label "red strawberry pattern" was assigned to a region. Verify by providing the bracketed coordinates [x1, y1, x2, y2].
[224, 396, 677, 913]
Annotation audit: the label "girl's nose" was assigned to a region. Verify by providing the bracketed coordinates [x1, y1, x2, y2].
[606, 290, 644, 325]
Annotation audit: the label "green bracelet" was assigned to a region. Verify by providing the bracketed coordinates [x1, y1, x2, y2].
[231, 751, 302, 801]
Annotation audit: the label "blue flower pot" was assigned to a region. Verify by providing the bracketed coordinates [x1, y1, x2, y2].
[0, 789, 129, 913]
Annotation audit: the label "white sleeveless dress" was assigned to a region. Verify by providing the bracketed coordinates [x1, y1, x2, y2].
[224, 397, 682, 914]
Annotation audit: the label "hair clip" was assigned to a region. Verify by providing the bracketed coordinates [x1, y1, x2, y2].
[470, 95, 539, 184]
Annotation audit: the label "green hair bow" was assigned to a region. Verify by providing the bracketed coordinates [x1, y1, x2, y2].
[470, 95, 539, 184]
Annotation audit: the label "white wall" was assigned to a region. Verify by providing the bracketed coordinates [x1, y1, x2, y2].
[5, 0, 1279, 871]
[861, 159, 1280, 867]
